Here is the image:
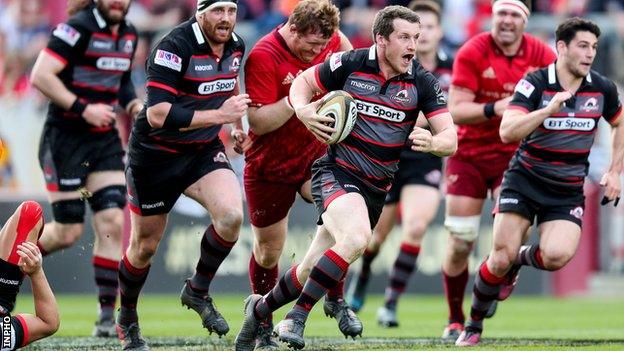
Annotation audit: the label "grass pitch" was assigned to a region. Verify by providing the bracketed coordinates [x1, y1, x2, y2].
[17, 294, 624, 350]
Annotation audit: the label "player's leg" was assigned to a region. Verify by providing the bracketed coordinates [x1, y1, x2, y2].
[37, 191, 85, 255]
[0, 201, 44, 313]
[379, 184, 440, 327]
[182, 167, 243, 336]
[530, 219, 582, 271]
[85, 170, 126, 337]
[235, 225, 335, 351]
[347, 198, 397, 313]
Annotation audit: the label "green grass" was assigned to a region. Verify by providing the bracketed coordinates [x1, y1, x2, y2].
[16, 294, 624, 350]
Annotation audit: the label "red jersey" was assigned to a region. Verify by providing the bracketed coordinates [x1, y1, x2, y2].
[244, 28, 341, 183]
[451, 32, 555, 161]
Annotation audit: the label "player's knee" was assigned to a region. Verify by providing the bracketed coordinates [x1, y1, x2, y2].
[347, 230, 372, 257]
[540, 248, 573, 271]
[88, 185, 127, 212]
[94, 209, 124, 238]
[404, 219, 427, 241]
[489, 248, 514, 272]
[52, 199, 85, 224]
[254, 244, 281, 267]
[55, 223, 84, 248]
[448, 235, 473, 257]
[136, 240, 158, 262]
[213, 208, 243, 238]
[445, 215, 480, 242]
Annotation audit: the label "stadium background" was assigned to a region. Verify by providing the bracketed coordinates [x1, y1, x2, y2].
[0, 0, 623, 349]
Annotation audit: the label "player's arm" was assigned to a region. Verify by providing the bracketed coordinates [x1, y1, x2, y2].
[14, 242, 60, 345]
[289, 66, 335, 142]
[230, 79, 253, 153]
[246, 98, 294, 135]
[119, 69, 143, 118]
[600, 83, 624, 204]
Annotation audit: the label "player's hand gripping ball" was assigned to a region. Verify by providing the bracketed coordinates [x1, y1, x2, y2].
[316, 90, 358, 145]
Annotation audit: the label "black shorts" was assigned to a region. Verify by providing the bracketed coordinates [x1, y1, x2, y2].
[311, 156, 386, 229]
[126, 139, 232, 216]
[385, 152, 442, 204]
[497, 168, 585, 227]
[38, 123, 124, 192]
[0, 309, 26, 351]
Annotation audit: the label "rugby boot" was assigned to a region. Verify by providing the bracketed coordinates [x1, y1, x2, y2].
[116, 319, 149, 351]
[345, 271, 369, 313]
[180, 280, 229, 336]
[273, 318, 306, 350]
[93, 316, 117, 337]
[255, 319, 279, 350]
[323, 297, 363, 338]
[441, 322, 464, 342]
[376, 305, 398, 328]
[234, 294, 263, 351]
[455, 326, 482, 346]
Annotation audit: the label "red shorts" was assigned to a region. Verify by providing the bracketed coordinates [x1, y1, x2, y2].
[245, 178, 311, 228]
[445, 154, 512, 199]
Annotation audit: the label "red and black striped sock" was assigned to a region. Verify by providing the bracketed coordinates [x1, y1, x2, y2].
[469, 262, 504, 324]
[93, 256, 119, 321]
[189, 225, 236, 294]
[384, 243, 420, 309]
[286, 250, 348, 321]
[516, 245, 550, 270]
[254, 265, 303, 319]
[118, 256, 150, 324]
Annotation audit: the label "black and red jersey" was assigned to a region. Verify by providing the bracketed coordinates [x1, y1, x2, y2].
[130, 16, 244, 158]
[315, 46, 448, 192]
[508, 63, 622, 192]
[44, 4, 138, 131]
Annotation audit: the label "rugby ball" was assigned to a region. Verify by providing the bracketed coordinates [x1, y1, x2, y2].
[316, 90, 358, 145]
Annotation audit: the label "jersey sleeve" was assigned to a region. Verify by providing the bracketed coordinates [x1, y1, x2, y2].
[44, 18, 89, 65]
[145, 39, 188, 107]
[603, 79, 622, 124]
[508, 73, 542, 113]
[418, 71, 449, 118]
[450, 43, 479, 92]
[315, 51, 354, 92]
[244, 49, 279, 107]
[0, 314, 26, 351]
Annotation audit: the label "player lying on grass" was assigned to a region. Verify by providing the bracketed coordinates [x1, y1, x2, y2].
[0, 201, 60, 351]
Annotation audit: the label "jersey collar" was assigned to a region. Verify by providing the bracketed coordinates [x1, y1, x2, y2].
[190, 17, 239, 54]
[547, 62, 593, 90]
[91, 5, 129, 33]
[366, 45, 416, 80]
[490, 33, 528, 59]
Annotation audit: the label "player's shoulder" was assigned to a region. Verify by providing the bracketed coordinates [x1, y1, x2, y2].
[414, 61, 437, 82]
[64, 5, 98, 32]
[523, 33, 550, 50]
[587, 69, 616, 91]
[437, 49, 454, 69]
[248, 32, 280, 58]
[457, 32, 491, 56]
[230, 31, 245, 52]
[523, 65, 548, 84]
[156, 21, 194, 52]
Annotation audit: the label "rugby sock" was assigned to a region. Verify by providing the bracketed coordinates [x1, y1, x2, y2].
[353, 247, 378, 293]
[0, 258, 24, 312]
[118, 256, 150, 324]
[286, 250, 348, 322]
[189, 225, 236, 293]
[516, 245, 550, 270]
[443, 267, 468, 324]
[468, 262, 505, 327]
[249, 253, 278, 295]
[384, 243, 420, 309]
[326, 277, 344, 300]
[254, 265, 303, 320]
[93, 256, 119, 321]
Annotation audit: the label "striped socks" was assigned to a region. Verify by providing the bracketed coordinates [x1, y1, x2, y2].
[93, 256, 119, 321]
[384, 243, 420, 309]
[189, 225, 236, 293]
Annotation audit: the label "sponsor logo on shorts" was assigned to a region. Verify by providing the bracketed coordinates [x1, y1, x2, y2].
[59, 178, 81, 186]
[141, 201, 165, 210]
[154, 49, 182, 72]
[0, 278, 19, 286]
[96, 57, 131, 71]
[499, 197, 519, 205]
[2, 315, 11, 349]
[343, 183, 360, 191]
[570, 206, 584, 219]
[425, 169, 442, 185]
[355, 100, 406, 122]
[198, 78, 236, 95]
[53, 23, 81, 46]
[543, 117, 595, 131]
[213, 151, 229, 163]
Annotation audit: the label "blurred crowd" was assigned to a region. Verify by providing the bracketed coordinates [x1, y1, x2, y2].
[0, 0, 624, 187]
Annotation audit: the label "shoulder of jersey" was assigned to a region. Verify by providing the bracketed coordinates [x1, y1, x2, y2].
[69, 7, 96, 30]
[460, 32, 490, 53]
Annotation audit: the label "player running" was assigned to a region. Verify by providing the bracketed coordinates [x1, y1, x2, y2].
[116, 0, 249, 350]
[440, 0, 555, 340]
[30, 0, 140, 337]
[457, 17, 623, 346]
[242, 0, 358, 347]
[235, 6, 457, 350]
[0, 201, 60, 351]
[345, 1, 453, 328]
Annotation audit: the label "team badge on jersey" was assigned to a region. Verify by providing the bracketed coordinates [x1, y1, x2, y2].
[229, 56, 241, 72]
[123, 39, 134, 54]
[53, 23, 81, 46]
[154, 50, 182, 72]
[515, 79, 535, 98]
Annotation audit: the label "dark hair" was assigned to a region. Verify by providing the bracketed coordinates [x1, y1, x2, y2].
[372, 5, 420, 40]
[289, 0, 340, 39]
[555, 17, 601, 45]
[408, 0, 441, 23]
